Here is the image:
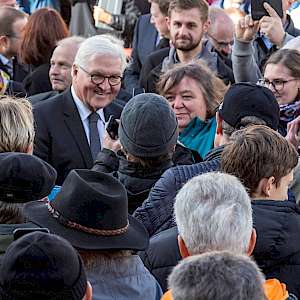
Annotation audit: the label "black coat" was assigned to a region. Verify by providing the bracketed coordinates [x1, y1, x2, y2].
[23, 63, 52, 96]
[33, 88, 123, 185]
[123, 14, 158, 93]
[133, 146, 222, 236]
[252, 200, 300, 298]
[93, 143, 200, 213]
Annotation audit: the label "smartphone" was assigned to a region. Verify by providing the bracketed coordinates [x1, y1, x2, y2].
[13, 228, 50, 241]
[132, 87, 145, 97]
[106, 115, 119, 140]
[251, 0, 283, 20]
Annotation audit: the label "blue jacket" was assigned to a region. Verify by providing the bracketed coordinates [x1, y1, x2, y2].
[17, 0, 60, 14]
[87, 255, 162, 300]
[133, 146, 223, 236]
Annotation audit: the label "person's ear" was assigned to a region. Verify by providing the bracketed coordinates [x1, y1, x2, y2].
[214, 112, 223, 147]
[263, 177, 275, 198]
[254, 177, 273, 198]
[247, 228, 257, 256]
[25, 143, 33, 155]
[216, 111, 223, 135]
[177, 235, 190, 258]
[71, 64, 78, 79]
[83, 281, 92, 300]
[203, 19, 210, 34]
[166, 16, 171, 31]
[0, 35, 9, 52]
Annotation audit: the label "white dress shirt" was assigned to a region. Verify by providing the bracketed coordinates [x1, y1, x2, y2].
[71, 86, 106, 147]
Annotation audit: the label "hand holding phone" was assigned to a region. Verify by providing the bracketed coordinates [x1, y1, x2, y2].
[251, 0, 283, 20]
[258, 2, 286, 46]
[106, 115, 119, 140]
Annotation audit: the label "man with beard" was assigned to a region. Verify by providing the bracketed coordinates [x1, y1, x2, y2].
[139, 0, 234, 93]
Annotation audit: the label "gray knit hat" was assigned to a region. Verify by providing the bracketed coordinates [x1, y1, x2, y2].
[118, 93, 178, 158]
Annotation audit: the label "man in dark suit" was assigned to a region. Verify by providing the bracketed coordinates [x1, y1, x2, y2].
[124, 0, 170, 94]
[0, 6, 28, 95]
[33, 35, 126, 185]
[123, 14, 158, 94]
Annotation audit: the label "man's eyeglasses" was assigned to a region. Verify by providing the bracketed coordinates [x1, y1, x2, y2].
[79, 66, 122, 86]
[257, 78, 298, 92]
[207, 34, 234, 49]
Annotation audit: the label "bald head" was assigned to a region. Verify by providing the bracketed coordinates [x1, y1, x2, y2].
[49, 36, 85, 91]
[208, 7, 234, 56]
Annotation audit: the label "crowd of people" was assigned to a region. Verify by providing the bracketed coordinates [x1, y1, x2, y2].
[0, 0, 300, 299]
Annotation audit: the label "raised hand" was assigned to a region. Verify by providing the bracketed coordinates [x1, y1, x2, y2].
[235, 15, 259, 42]
[259, 3, 285, 46]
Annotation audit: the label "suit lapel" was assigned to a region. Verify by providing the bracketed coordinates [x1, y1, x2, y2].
[62, 90, 93, 167]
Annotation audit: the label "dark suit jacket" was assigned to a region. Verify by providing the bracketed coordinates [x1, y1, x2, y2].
[123, 14, 158, 93]
[29, 90, 58, 105]
[23, 63, 52, 96]
[0, 57, 28, 96]
[33, 89, 124, 185]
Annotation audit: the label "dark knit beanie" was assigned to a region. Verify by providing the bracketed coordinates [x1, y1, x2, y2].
[118, 93, 178, 158]
[0, 232, 87, 300]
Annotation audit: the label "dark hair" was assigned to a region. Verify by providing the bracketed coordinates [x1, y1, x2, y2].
[20, 8, 69, 66]
[0, 202, 25, 224]
[152, 0, 171, 16]
[157, 61, 227, 119]
[168, 0, 209, 22]
[221, 125, 298, 196]
[265, 48, 300, 79]
[124, 150, 173, 169]
[0, 6, 27, 36]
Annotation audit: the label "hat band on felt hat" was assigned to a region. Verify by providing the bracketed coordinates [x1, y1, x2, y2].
[46, 201, 129, 236]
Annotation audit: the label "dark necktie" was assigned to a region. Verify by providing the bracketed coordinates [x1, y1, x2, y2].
[89, 112, 101, 160]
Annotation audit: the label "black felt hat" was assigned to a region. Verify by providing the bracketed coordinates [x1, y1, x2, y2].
[24, 169, 149, 251]
[219, 82, 280, 130]
[0, 152, 57, 203]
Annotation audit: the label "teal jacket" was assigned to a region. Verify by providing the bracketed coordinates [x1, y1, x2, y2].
[179, 117, 216, 159]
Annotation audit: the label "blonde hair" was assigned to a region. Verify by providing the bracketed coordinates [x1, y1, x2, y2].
[0, 97, 34, 152]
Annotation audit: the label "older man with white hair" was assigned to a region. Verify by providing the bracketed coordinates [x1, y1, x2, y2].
[29, 36, 85, 105]
[33, 34, 126, 184]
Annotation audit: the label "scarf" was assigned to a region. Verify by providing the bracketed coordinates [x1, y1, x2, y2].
[280, 100, 300, 123]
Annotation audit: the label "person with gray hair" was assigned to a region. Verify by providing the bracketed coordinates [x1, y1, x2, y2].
[174, 173, 253, 256]
[33, 34, 126, 184]
[168, 251, 266, 300]
[28, 36, 86, 105]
